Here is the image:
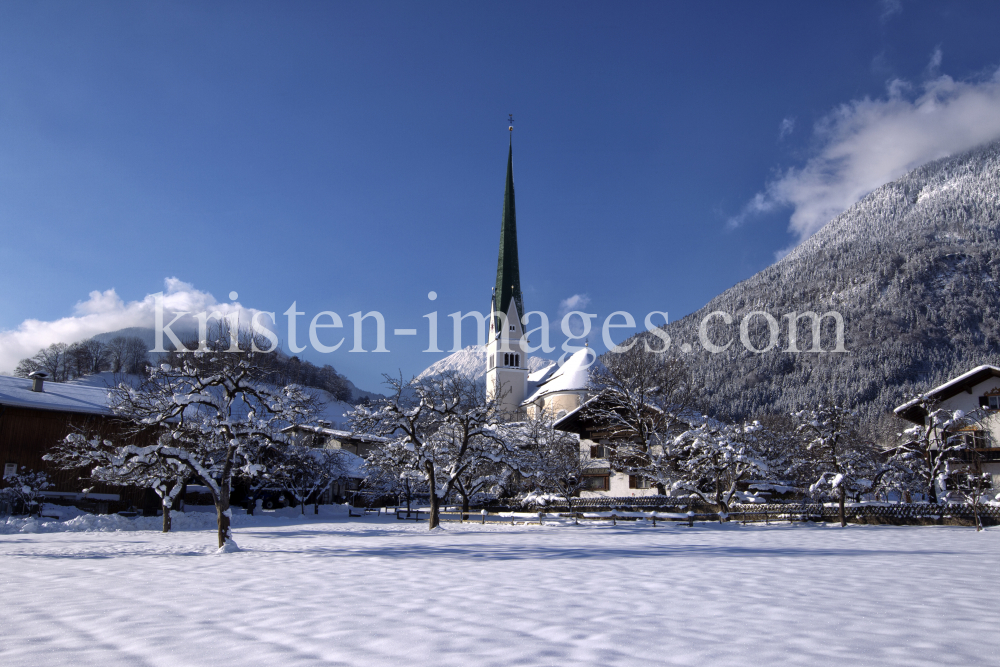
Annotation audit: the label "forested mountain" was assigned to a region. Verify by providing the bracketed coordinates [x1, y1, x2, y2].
[651, 139, 1000, 426]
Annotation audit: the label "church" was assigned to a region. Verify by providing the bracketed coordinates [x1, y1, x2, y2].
[483, 132, 593, 421]
[482, 131, 660, 498]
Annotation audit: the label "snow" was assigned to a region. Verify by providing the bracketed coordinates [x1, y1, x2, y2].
[894, 365, 1000, 414]
[416, 344, 551, 383]
[0, 374, 112, 415]
[522, 347, 595, 405]
[1, 507, 998, 666]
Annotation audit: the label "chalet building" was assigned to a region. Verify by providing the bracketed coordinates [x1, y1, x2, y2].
[0, 373, 149, 513]
[894, 365, 1000, 490]
[553, 394, 683, 498]
[280, 423, 382, 500]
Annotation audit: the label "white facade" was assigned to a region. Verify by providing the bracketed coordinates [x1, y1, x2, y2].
[522, 347, 593, 420]
[895, 366, 1000, 490]
[485, 297, 529, 416]
[576, 436, 662, 498]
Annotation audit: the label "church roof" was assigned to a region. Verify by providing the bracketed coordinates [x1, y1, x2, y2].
[521, 347, 595, 406]
[494, 139, 523, 321]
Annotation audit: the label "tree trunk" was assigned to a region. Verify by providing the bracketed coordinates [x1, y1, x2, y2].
[715, 481, 726, 524]
[461, 493, 470, 521]
[426, 462, 440, 530]
[927, 452, 938, 504]
[162, 498, 172, 533]
[216, 483, 232, 548]
[839, 485, 846, 528]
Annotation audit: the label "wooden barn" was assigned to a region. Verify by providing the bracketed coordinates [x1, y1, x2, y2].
[0, 373, 154, 514]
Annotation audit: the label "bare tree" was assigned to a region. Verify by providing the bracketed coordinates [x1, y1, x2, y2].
[793, 406, 882, 527]
[589, 344, 695, 450]
[52, 328, 316, 548]
[352, 372, 509, 529]
[48, 434, 187, 532]
[505, 414, 589, 517]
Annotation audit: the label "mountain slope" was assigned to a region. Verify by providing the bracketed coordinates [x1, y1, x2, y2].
[655, 139, 1000, 424]
[416, 345, 552, 383]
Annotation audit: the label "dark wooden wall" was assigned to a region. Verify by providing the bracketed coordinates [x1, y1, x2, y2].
[0, 405, 154, 513]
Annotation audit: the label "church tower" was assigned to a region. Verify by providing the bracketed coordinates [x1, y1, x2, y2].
[486, 133, 529, 415]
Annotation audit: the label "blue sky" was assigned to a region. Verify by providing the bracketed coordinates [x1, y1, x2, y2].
[3, 1, 1000, 391]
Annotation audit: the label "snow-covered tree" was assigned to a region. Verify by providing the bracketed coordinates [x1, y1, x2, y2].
[49, 433, 187, 532]
[0, 467, 52, 516]
[589, 344, 695, 455]
[888, 397, 988, 505]
[50, 330, 316, 548]
[501, 414, 586, 513]
[665, 422, 768, 520]
[273, 444, 354, 514]
[793, 406, 881, 527]
[352, 372, 509, 529]
[362, 449, 427, 512]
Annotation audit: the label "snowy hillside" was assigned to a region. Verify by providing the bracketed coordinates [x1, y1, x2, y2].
[416, 344, 553, 383]
[63, 371, 357, 426]
[645, 138, 1000, 425]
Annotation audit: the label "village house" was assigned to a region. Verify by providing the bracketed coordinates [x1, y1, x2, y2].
[279, 423, 381, 501]
[894, 365, 1000, 491]
[0, 373, 151, 514]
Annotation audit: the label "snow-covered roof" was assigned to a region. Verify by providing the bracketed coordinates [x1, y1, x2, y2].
[337, 450, 367, 478]
[280, 423, 387, 444]
[894, 365, 1000, 422]
[521, 347, 595, 406]
[0, 375, 113, 416]
[527, 363, 557, 384]
[552, 390, 711, 435]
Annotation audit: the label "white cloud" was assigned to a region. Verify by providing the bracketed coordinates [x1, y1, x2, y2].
[557, 294, 591, 317]
[878, 0, 902, 24]
[926, 46, 943, 75]
[553, 294, 592, 337]
[778, 116, 796, 140]
[732, 62, 1000, 249]
[0, 278, 259, 373]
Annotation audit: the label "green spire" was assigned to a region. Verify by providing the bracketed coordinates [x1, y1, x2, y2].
[494, 138, 523, 321]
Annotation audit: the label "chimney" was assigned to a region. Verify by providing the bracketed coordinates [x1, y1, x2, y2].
[28, 371, 48, 392]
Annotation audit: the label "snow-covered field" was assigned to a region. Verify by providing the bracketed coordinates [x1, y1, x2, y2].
[2, 507, 998, 667]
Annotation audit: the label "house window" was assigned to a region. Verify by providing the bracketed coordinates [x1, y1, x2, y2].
[590, 444, 608, 459]
[981, 395, 1000, 410]
[952, 430, 989, 449]
[510, 324, 515, 331]
[515, 354, 519, 367]
[3, 463, 16, 479]
[583, 475, 609, 491]
[628, 475, 652, 489]
[504, 353, 509, 366]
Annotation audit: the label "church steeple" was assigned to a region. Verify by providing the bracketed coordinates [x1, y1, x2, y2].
[494, 138, 523, 321]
